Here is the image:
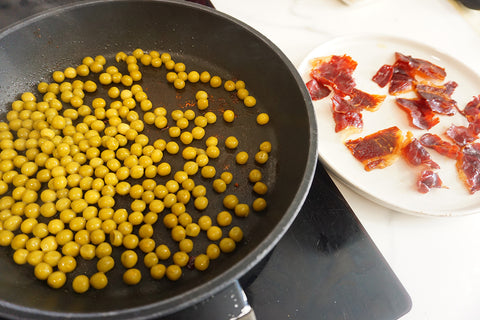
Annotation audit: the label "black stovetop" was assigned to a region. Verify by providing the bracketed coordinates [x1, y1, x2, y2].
[0, 1, 411, 319]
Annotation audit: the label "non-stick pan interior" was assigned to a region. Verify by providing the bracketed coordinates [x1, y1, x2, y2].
[0, 0, 317, 318]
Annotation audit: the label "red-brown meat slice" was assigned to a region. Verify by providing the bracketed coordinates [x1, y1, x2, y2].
[445, 124, 478, 147]
[395, 98, 440, 130]
[457, 143, 480, 194]
[416, 82, 458, 115]
[344, 126, 404, 171]
[306, 78, 331, 101]
[349, 88, 386, 112]
[419, 133, 460, 159]
[395, 52, 446, 81]
[417, 169, 445, 193]
[402, 132, 440, 169]
[389, 65, 415, 95]
[310, 55, 357, 94]
[372, 64, 394, 88]
[332, 110, 363, 133]
[462, 95, 480, 123]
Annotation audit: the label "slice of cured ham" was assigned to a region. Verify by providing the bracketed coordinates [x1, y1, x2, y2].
[445, 124, 478, 147]
[456, 143, 480, 194]
[305, 78, 331, 101]
[330, 88, 385, 133]
[389, 65, 415, 95]
[348, 88, 386, 112]
[415, 81, 458, 115]
[310, 55, 357, 94]
[372, 64, 394, 88]
[395, 52, 446, 81]
[395, 98, 440, 130]
[344, 126, 404, 171]
[417, 169, 445, 193]
[462, 95, 480, 123]
[333, 110, 363, 133]
[331, 94, 363, 133]
[402, 132, 440, 169]
[419, 133, 460, 159]
[378, 52, 448, 96]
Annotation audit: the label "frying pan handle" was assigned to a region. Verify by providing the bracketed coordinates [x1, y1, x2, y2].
[193, 280, 256, 320]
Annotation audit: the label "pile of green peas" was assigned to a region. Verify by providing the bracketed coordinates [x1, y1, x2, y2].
[0, 48, 272, 293]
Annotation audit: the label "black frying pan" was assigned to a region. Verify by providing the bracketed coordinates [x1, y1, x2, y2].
[0, 0, 317, 318]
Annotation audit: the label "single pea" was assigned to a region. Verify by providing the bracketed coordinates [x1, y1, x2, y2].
[192, 185, 206, 198]
[144, 252, 159, 268]
[220, 172, 233, 184]
[121, 250, 138, 268]
[171, 225, 186, 242]
[244, 96, 257, 107]
[13, 248, 29, 265]
[223, 194, 239, 210]
[47, 271, 67, 289]
[252, 198, 267, 212]
[224, 80, 236, 91]
[166, 72, 178, 83]
[253, 181, 268, 195]
[57, 255, 77, 273]
[259, 141, 272, 153]
[219, 237, 236, 253]
[197, 98, 209, 110]
[155, 244, 171, 260]
[206, 243, 220, 260]
[199, 71, 211, 83]
[172, 251, 189, 267]
[201, 165, 216, 179]
[90, 272, 108, 290]
[229, 226, 244, 242]
[185, 223, 200, 237]
[187, 71, 200, 83]
[237, 88, 249, 100]
[123, 268, 142, 285]
[234, 203, 250, 218]
[255, 151, 269, 164]
[256, 112, 269, 124]
[209, 76, 222, 88]
[207, 226, 222, 241]
[72, 275, 90, 294]
[80, 244, 96, 260]
[109, 230, 123, 247]
[235, 151, 249, 165]
[95, 243, 111, 260]
[43, 251, 62, 267]
[204, 112, 217, 124]
[212, 179, 227, 193]
[123, 233, 139, 249]
[173, 79, 185, 90]
[177, 212, 192, 227]
[223, 110, 235, 123]
[225, 136, 238, 149]
[11, 234, 28, 250]
[191, 127, 205, 140]
[139, 238, 156, 253]
[150, 263, 166, 280]
[206, 146, 220, 158]
[249, 169, 262, 183]
[165, 141, 179, 155]
[166, 264, 182, 281]
[171, 203, 186, 217]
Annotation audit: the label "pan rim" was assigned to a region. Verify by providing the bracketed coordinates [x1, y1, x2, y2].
[0, 0, 318, 318]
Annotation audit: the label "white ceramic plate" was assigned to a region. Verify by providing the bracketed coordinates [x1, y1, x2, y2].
[298, 34, 480, 217]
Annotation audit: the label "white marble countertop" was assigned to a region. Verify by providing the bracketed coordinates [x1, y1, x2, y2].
[212, 0, 480, 319]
